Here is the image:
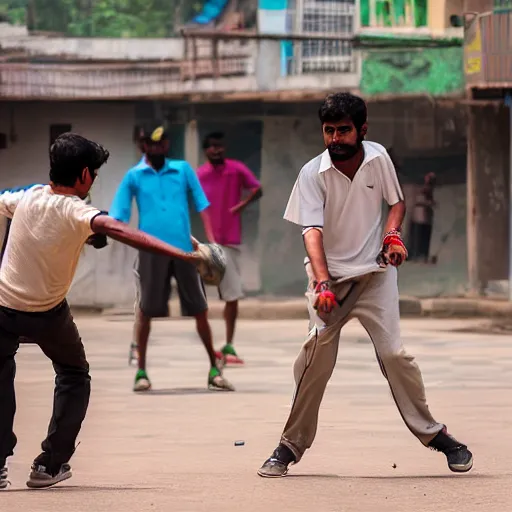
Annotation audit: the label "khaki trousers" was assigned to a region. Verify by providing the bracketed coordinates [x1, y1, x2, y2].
[281, 265, 443, 462]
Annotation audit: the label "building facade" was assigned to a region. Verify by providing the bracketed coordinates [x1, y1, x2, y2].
[0, 0, 474, 306]
[464, 1, 512, 297]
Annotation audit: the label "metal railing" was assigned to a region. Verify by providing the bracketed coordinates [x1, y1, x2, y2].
[0, 31, 359, 99]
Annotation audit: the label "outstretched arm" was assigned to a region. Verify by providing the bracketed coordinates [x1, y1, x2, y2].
[92, 215, 198, 263]
[0, 186, 35, 218]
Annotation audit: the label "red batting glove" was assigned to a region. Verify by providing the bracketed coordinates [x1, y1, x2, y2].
[313, 281, 337, 314]
[380, 230, 408, 267]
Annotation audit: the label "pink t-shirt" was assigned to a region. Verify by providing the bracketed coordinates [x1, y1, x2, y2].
[197, 159, 260, 246]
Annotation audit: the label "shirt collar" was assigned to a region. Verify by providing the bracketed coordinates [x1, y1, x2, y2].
[318, 150, 333, 173]
[134, 157, 177, 174]
[318, 142, 381, 174]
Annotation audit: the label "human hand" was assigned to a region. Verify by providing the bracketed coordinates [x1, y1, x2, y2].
[85, 233, 108, 249]
[191, 236, 200, 250]
[313, 281, 337, 314]
[378, 230, 408, 267]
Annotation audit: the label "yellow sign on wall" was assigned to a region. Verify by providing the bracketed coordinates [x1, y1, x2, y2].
[464, 22, 482, 75]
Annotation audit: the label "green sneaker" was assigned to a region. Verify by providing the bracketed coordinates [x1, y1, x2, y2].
[221, 344, 245, 365]
[208, 367, 235, 392]
[133, 369, 151, 392]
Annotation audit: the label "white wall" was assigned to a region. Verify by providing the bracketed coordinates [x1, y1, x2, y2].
[0, 101, 138, 307]
[0, 31, 184, 61]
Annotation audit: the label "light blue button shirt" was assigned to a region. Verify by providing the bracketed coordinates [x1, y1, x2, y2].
[110, 158, 210, 252]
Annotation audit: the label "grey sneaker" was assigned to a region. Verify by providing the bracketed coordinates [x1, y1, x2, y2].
[26, 463, 72, 489]
[429, 427, 473, 473]
[257, 444, 296, 478]
[208, 368, 235, 391]
[0, 465, 10, 490]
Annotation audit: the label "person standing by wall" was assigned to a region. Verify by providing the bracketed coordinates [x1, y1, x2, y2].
[197, 132, 262, 365]
[409, 172, 436, 263]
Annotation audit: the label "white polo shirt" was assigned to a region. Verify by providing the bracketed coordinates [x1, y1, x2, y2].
[0, 185, 101, 312]
[283, 141, 404, 281]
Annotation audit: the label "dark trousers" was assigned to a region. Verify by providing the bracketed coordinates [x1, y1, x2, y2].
[0, 300, 90, 469]
[409, 222, 432, 261]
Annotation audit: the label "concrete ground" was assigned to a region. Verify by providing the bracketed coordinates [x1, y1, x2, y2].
[2, 316, 512, 511]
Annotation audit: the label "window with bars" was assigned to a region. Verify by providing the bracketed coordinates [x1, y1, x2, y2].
[302, 12, 354, 33]
[299, 0, 355, 74]
[360, 0, 428, 28]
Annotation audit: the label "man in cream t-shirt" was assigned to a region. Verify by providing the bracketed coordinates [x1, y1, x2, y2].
[257, 93, 473, 479]
[0, 133, 214, 490]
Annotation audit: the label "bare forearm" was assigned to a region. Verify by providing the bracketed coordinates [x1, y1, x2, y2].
[244, 187, 262, 207]
[303, 229, 330, 283]
[92, 216, 196, 262]
[384, 201, 406, 234]
[233, 187, 263, 212]
[200, 209, 215, 243]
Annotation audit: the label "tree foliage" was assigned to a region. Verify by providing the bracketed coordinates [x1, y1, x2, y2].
[3, 0, 204, 37]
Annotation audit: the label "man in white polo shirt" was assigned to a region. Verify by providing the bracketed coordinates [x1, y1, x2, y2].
[257, 92, 473, 478]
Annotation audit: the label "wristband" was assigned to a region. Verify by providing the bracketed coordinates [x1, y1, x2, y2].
[314, 280, 331, 293]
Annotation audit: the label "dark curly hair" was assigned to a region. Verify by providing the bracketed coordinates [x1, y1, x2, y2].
[50, 133, 109, 187]
[318, 92, 368, 131]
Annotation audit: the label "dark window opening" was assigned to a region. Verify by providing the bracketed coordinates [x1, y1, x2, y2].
[50, 124, 72, 147]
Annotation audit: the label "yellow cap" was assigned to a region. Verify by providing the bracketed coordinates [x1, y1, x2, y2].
[150, 126, 164, 142]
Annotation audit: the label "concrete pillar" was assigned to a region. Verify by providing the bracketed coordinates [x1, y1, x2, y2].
[506, 94, 512, 299]
[466, 105, 479, 295]
[255, 40, 281, 90]
[468, 103, 510, 295]
[184, 119, 199, 169]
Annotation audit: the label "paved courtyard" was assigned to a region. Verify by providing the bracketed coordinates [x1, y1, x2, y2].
[3, 315, 512, 511]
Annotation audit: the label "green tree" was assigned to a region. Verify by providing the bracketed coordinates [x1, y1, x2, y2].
[6, 0, 204, 36]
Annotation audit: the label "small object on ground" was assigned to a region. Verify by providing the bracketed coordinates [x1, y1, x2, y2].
[392, 463, 397, 469]
[234, 441, 245, 446]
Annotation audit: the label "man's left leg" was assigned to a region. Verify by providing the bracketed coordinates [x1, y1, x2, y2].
[174, 259, 235, 391]
[353, 267, 473, 473]
[217, 246, 245, 365]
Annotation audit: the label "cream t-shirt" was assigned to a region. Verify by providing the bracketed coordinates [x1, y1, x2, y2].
[0, 185, 102, 312]
[283, 141, 404, 281]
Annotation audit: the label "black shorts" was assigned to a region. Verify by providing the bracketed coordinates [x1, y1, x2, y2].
[135, 251, 208, 318]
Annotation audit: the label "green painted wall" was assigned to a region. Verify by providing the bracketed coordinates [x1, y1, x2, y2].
[360, 47, 464, 96]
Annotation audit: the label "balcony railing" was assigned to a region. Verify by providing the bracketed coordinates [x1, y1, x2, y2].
[0, 31, 359, 100]
[464, 10, 512, 87]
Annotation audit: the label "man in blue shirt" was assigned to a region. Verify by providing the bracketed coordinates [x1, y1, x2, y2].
[110, 123, 234, 392]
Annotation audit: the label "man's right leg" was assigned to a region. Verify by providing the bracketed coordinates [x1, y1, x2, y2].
[134, 307, 152, 391]
[0, 317, 20, 490]
[133, 251, 173, 392]
[217, 247, 245, 365]
[24, 302, 90, 488]
[258, 276, 371, 477]
[173, 259, 235, 391]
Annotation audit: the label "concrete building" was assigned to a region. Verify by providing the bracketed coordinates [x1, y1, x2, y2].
[463, 1, 512, 297]
[0, 0, 472, 307]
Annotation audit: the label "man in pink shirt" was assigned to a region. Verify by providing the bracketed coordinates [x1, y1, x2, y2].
[197, 132, 262, 365]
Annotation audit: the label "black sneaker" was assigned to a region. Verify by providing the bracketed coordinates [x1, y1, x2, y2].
[429, 427, 473, 473]
[26, 463, 72, 489]
[257, 444, 296, 478]
[0, 465, 9, 490]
